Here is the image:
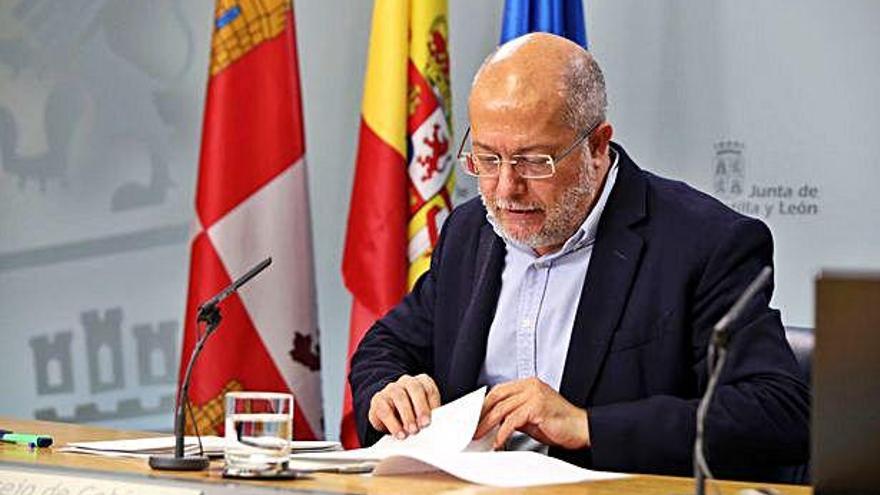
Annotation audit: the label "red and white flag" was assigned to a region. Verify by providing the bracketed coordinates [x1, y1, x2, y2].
[179, 0, 323, 440]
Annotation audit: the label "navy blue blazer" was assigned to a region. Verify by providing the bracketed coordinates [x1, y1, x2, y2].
[349, 143, 809, 481]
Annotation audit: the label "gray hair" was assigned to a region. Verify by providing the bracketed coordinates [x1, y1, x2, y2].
[472, 45, 608, 133]
[561, 53, 607, 132]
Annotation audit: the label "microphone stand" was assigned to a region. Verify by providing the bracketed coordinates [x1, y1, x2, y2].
[149, 257, 273, 471]
[694, 266, 773, 495]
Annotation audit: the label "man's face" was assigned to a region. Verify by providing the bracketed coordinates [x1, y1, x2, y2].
[471, 105, 599, 254]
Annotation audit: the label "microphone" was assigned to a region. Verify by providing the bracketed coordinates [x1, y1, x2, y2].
[149, 257, 273, 471]
[196, 257, 272, 324]
[694, 266, 773, 495]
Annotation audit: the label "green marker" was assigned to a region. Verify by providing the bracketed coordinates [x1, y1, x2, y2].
[0, 429, 53, 448]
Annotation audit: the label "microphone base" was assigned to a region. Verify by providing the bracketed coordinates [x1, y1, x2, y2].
[148, 454, 210, 471]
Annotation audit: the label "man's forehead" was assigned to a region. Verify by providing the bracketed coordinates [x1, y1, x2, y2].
[469, 73, 566, 126]
[470, 55, 570, 114]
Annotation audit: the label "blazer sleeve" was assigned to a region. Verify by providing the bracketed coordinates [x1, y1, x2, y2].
[348, 210, 453, 447]
[586, 217, 810, 477]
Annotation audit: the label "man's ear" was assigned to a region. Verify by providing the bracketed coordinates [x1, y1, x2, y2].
[590, 122, 614, 158]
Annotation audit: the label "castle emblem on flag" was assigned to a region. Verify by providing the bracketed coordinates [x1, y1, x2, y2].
[210, 0, 290, 75]
[425, 17, 451, 117]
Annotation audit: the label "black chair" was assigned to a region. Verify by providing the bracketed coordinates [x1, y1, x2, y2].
[783, 325, 814, 484]
[785, 325, 814, 385]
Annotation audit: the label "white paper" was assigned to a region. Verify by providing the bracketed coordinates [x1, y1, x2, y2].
[62, 436, 340, 459]
[373, 451, 630, 488]
[56, 447, 161, 460]
[370, 385, 488, 454]
[290, 387, 489, 463]
[65, 436, 226, 455]
[290, 440, 342, 452]
[287, 386, 627, 487]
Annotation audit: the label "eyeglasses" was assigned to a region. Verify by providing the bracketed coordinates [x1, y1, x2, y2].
[456, 120, 601, 179]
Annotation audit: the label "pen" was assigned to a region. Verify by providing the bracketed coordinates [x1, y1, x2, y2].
[0, 429, 53, 448]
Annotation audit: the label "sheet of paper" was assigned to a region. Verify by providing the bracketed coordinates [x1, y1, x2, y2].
[290, 386, 489, 463]
[56, 447, 160, 460]
[370, 385, 488, 453]
[65, 436, 226, 454]
[62, 436, 340, 459]
[373, 451, 631, 488]
[287, 386, 625, 487]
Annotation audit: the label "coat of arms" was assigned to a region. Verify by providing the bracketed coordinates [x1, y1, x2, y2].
[713, 140, 745, 197]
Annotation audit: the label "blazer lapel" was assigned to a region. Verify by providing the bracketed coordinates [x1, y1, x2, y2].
[558, 146, 648, 409]
[444, 223, 505, 400]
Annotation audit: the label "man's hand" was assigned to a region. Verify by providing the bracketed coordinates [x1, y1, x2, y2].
[368, 374, 441, 439]
[474, 377, 590, 450]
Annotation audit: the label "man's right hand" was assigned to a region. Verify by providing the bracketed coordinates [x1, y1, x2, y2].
[368, 374, 441, 439]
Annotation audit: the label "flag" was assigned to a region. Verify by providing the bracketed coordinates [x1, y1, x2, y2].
[500, 0, 589, 47]
[180, 0, 323, 440]
[340, 0, 454, 448]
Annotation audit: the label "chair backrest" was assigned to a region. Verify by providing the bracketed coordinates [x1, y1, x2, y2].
[784, 326, 814, 383]
[783, 325, 814, 484]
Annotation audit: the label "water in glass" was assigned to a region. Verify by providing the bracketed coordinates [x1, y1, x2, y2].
[224, 391, 293, 476]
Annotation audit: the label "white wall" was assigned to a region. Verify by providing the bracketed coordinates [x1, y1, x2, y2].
[586, 0, 880, 325]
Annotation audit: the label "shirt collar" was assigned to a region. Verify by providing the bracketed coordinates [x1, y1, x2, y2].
[486, 147, 620, 261]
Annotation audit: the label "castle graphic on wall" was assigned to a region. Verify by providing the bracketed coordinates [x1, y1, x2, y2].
[28, 307, 179, 422]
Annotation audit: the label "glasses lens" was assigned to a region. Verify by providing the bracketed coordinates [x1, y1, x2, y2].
[514, 155, 554, 178]
[459, 156, 481, 177]
[469, 154, 500, 176]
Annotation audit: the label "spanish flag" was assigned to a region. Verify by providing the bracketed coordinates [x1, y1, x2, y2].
[341, 0, 454, 448]
[180, 0, 323, 440]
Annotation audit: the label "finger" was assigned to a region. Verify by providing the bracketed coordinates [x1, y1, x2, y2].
[475, 393, 528, 439]
[481, 377, 533, 422]
[494, 410, 527, 450]
[388, 385, 418, 436]
[402, 377, 432, 428]
[416, 374, 442, 409]
[481, 381, 518, 419]
[371, 396, 404, 438]
[477, 393, 528, 437]
[367, 404, 387, 433]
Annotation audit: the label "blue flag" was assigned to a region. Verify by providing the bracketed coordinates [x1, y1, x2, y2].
[500, 0, 588, 48]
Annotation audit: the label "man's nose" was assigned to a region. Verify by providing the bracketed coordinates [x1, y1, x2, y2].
[495, 162, 527, 198]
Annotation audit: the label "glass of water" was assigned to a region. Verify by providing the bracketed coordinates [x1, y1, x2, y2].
[224, 391, 293, 476]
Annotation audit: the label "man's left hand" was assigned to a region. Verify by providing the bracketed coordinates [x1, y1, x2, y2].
[473, 377, 590, 450]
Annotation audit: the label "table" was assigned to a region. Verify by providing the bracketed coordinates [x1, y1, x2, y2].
[0, 417, 811, 494]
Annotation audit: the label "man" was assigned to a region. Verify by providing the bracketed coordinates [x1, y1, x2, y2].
[349, 33, 809, 481]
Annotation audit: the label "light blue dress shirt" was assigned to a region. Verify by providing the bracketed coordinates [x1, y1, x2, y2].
[477, 150, 619, 450]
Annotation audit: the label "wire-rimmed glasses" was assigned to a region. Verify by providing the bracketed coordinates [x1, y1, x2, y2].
[456, 120, 601, 179]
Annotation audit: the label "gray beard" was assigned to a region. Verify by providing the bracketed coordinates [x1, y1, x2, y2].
[481, 167, 594, 250]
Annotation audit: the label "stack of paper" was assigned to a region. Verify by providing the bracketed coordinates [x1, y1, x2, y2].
[61, 436, 226, 459]
[289, 440, 343, 454]
[60, 436, 341, 460]
[289, 387, 630, 487]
